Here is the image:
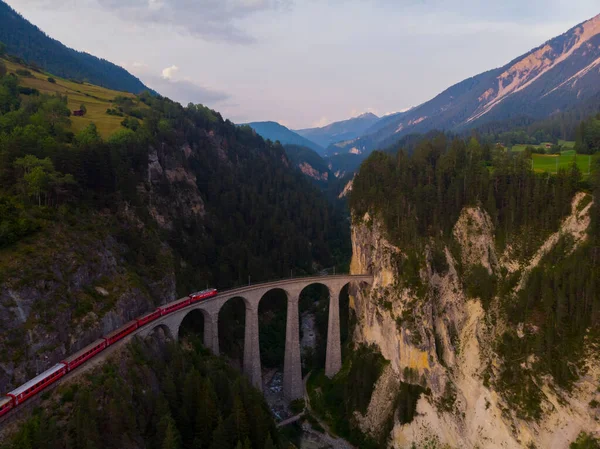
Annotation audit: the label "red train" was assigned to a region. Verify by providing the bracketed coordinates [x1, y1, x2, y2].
[0, 288, 218, 418]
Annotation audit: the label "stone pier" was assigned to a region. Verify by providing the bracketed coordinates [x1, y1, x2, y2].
[244, 304, 262, 391]
[325, 289, 342, 378]
[203, 312, 220, 356]
[283, 294, 303, 400]
[136, 275, 373, 396]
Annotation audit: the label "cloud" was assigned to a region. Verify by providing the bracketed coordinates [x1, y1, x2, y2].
[161, 65, 179, 80]
[143, 74, 230, 106]
[95, 0, 293, 43]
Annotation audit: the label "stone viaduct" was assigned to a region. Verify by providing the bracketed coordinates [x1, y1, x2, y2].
[136, 275, 373, 401]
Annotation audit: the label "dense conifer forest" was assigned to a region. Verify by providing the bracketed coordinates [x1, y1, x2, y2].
[350, 133, 600, 418]
[0, 62, 350, 292]
[1, 338, 290, 449]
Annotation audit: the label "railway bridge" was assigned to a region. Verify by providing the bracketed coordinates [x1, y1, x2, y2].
[136, 275, 373, 401]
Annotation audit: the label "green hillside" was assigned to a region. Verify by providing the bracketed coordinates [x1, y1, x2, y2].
[0, 60, 350, 395]
[1, 56, 147, 138]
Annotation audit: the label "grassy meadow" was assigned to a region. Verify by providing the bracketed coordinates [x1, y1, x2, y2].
[3, 58, 146, 138]
[531, 150, 597, 174]
[509, 141, 595, 174]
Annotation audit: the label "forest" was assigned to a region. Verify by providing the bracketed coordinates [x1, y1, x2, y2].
[400, 94, 600, 150]
[350, 133, 600, 417]
[350, 134, 582, 254]
[1, 338, 290, 449]
[575, 113, 600, 154]
[0, 61, 350, 292]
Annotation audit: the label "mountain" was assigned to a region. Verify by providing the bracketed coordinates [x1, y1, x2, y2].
[335, 13, 600, 156]
[244, 121, 325, 154]
[0, 54, 147, 139]
[0, 0, 151, 94]
[0, 68, 349, 394]
[284, 144, 332, 186]
[295, 112, 380, 149]
[338, 134, 600, 448]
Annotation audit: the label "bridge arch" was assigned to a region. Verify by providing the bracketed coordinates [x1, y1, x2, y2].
[258, 288, 290, 359]
[145, 323, 175, 341]
[218, 296, 247, 365]
[128, 275, 373, 402]
[255, 288, 291, 394]
[220, 294, 253, 311]
[178, 308, 208, 341]
[297, 283, 334, 371]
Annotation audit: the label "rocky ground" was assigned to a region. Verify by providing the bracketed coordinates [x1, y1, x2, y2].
[261, 310, 356, 449]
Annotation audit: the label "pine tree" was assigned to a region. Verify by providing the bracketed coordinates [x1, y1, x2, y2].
[208, 419, 230, 449]
[264, 434, 276, 449]
[232, 395, 249, 443]
[162, 419, 181, 449]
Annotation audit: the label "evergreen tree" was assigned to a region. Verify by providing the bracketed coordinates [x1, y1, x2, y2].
[264, 434, 276, 449]
[162, 419, 181, 449]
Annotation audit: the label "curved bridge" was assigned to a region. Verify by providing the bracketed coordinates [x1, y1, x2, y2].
[136, 275, 373, 400]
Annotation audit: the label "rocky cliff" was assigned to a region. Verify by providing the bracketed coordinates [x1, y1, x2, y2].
[349, 193, 599, 448]
[0, 110, 345, 395]
[0, 139, 208, 392]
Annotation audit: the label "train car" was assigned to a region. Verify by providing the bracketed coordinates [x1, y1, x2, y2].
[104, 320, 139, 346]
[63, 339, 107, 372]
[137, 309, 162, 327]
[189, 288, 218, 303]
[0, 396, 13, 418]
[7, 363, 67, 406]
[158, 297, 191, 316]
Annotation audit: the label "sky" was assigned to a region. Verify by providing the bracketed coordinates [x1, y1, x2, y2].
[5, 0, 600, 129]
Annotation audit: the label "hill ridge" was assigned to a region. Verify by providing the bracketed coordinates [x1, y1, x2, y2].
[331, 12, 600, 159]
[0, 0, 152, 94]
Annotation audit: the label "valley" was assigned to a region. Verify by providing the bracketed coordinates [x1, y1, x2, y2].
[1, 1, 600, 448]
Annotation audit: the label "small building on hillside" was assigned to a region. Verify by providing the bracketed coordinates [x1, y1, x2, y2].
[73, 110, 85, 117]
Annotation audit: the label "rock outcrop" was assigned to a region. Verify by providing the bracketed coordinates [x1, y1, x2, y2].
[349, 194, 599, 448]
[0, 139, 214, 392]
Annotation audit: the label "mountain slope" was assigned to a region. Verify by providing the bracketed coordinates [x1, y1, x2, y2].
[336, 13, 600, 156]
[1, 55, 145, 138]
[295, 112, 380, 149]
[0, 0, 151, 94]
[345, 136, 600, 448]
[284, 144, 332, 185]
[244, 121, 324, 154]
[0, 72, 349, 393]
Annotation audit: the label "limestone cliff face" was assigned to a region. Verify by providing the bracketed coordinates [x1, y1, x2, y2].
[349, 194, 599, 448]
[0, 139, 213, 393]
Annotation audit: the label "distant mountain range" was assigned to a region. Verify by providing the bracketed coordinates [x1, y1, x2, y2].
[0, 0, 151, 94]
[244, 121, 325, 154]
[295, 112, 380, 150]
[333, 13, 600, 156]
[246, 13, 600, 181]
